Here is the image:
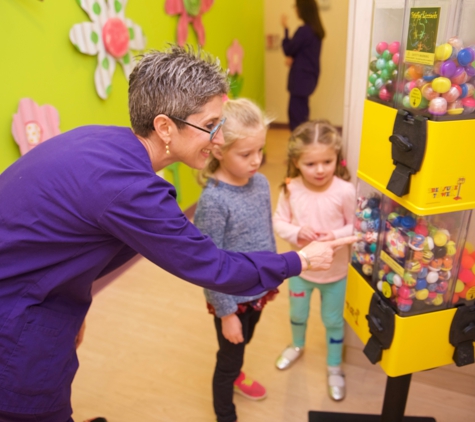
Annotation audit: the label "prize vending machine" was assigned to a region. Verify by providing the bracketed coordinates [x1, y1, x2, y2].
[330, 1, 475, 421]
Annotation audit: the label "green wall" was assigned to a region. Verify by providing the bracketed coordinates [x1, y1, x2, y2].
[1, 0, 264, 210]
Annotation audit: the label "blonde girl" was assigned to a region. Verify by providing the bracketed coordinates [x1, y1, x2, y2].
[194, 98, 276, 422]
[273, 120, 355, 402]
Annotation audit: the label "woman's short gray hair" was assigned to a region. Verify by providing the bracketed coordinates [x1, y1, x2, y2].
[129, 45, 229, 137]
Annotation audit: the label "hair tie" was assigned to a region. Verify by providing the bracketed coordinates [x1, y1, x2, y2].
[285, 177, 292, 185]
[340, 159, 347, 167]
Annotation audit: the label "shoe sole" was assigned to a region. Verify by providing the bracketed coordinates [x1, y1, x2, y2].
[233, 387, 267, 401]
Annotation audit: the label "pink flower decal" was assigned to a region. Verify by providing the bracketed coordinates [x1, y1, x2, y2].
[226, 40, 244, 99]
[12, 98, 60, 156]
[227, 39, 244, 75]
[165, 0, 214, 46]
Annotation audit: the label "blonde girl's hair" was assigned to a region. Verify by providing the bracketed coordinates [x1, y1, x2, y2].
[198, 98, 272, 186]
[281, 119, 350, 194]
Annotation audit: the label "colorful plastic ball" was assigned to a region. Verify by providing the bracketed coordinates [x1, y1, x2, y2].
[436, 281, 448, 294]
[376, 58, 387, 71]
[432, 77, 451, 94]
[370, 243, 377, 253]
[427, 271, 439, 284]
[374, 78, 385, 89]
[448, 36, 464, 51]
[405, 65, 423, 80]
[457, 48, 475, 66]
[392, 52, 400, 65]
[418, 267, 429, 279]
[398, 285, 411, 299]
[409, 234, 425, 250]
[447, 100, 464, 115]
[432, 294, 444, 306]
[402, 95, 411, 108]
[415, 277, 428, 290]
[369, 60, 378, 72]
[421, 84, 440, 100]
[462, 97, 475, 114]
[386, 272, 395, 284]
[424, 236, 435, 251]
[388, 41, 400, 54]
[435, 43, 453, 61]
[415, 289, 429, 300]
[461, 254, 475, 269]
[445, 240, 457, 256]
[367, 197, 381, 209]
[414, 224, 429, 237]
[376, 42, 388, 55]
[376, 280, 384, 292]
[397, 297, 412, 312]
[368, 73, 379, 85]
[451, 67, 468, 85]
[382, 50, 392, 61]
[388, 212, 399, 223]
[401, 216, 416, 230]
[427, 283, 438, 292]
[367, 86, 379, 97]
[439, 270, 451, 281]
[433, 231, 448, 247]
[442, 256, 453, 270]
[440, 60, 457, 78]
[418, 97, 429, 109]
[428, 97, 447, 115]
[362, 264, 373, 276]
[393, 274, 402, 287]
[465, 65, 475, 79]
[455, 279, 465, 293]
[379, 87, 392, 102]
[424, 292, 437, 304]
[387, 60, 396, 72]
[442, 85, 462, 102]
[403, 272, 416, 286]
[459, 268, 475, 284]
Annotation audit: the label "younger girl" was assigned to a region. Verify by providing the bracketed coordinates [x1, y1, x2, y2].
[273, 120, 355, 401]
[194, 98, 276, 422]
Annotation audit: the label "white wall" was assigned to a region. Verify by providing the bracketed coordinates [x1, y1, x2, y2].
[264, 0, 349, 126]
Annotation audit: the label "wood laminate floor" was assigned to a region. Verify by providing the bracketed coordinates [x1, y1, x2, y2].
[71, 129, 474, 422]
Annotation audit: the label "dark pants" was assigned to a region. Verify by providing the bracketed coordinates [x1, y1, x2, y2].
[289, 94, 310, 131]
[212, 307, 262, 422]
[0, 408, 73, 422]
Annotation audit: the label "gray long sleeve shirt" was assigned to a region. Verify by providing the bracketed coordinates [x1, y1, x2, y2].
[194, 174, 277, 317]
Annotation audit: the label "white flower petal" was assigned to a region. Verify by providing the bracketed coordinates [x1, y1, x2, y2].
[78, 0, 109, 26]
[94, 51, 117, 99]
[70, 22, 103, 56]
[125, 19, 146, 50]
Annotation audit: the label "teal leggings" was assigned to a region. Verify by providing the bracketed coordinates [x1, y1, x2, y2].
[288, 275, 347, 366]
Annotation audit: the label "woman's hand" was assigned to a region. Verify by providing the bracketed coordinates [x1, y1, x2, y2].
[281, 14, 289, 29]
[285, 57, 294, 67]
[297, 226, 320, 246]
[298, 236, 357, 272]
[222, 313, 244, 344]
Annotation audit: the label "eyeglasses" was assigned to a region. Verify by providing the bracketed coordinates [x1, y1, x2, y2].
[169, 116, 226, 141]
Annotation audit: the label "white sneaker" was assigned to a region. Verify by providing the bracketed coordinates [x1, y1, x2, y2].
[275, 346, 304, 370]
[327, 366, 346, 401]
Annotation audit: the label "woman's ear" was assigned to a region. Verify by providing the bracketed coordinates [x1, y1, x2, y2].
[153, 115, 173, 142]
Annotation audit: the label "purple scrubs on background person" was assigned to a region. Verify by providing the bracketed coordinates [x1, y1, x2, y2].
[0, 126, 301, 420]
[281, 0, 325, 131]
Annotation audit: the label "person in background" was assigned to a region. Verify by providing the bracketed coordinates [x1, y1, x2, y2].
[0, 45, 355, 421]
[281, 0, 325, 130]
[194, 98, 275, 422]
[273, 120, 355, 401]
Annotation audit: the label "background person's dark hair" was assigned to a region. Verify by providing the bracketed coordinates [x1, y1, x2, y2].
[296, 0, 325, 39]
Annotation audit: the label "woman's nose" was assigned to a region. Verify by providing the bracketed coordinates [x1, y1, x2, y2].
[211, 130, 225, 146]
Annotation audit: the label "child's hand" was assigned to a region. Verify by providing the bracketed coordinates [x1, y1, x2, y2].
[316, 232, 336, 242]
[281, 14, 289, 29]
[285, 57, 293, 67]
[222, 313, 244, 344]
[297, 226, 320, 245]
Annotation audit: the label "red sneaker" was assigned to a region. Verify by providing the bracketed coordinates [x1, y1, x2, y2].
[233, 371, 267, 400]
